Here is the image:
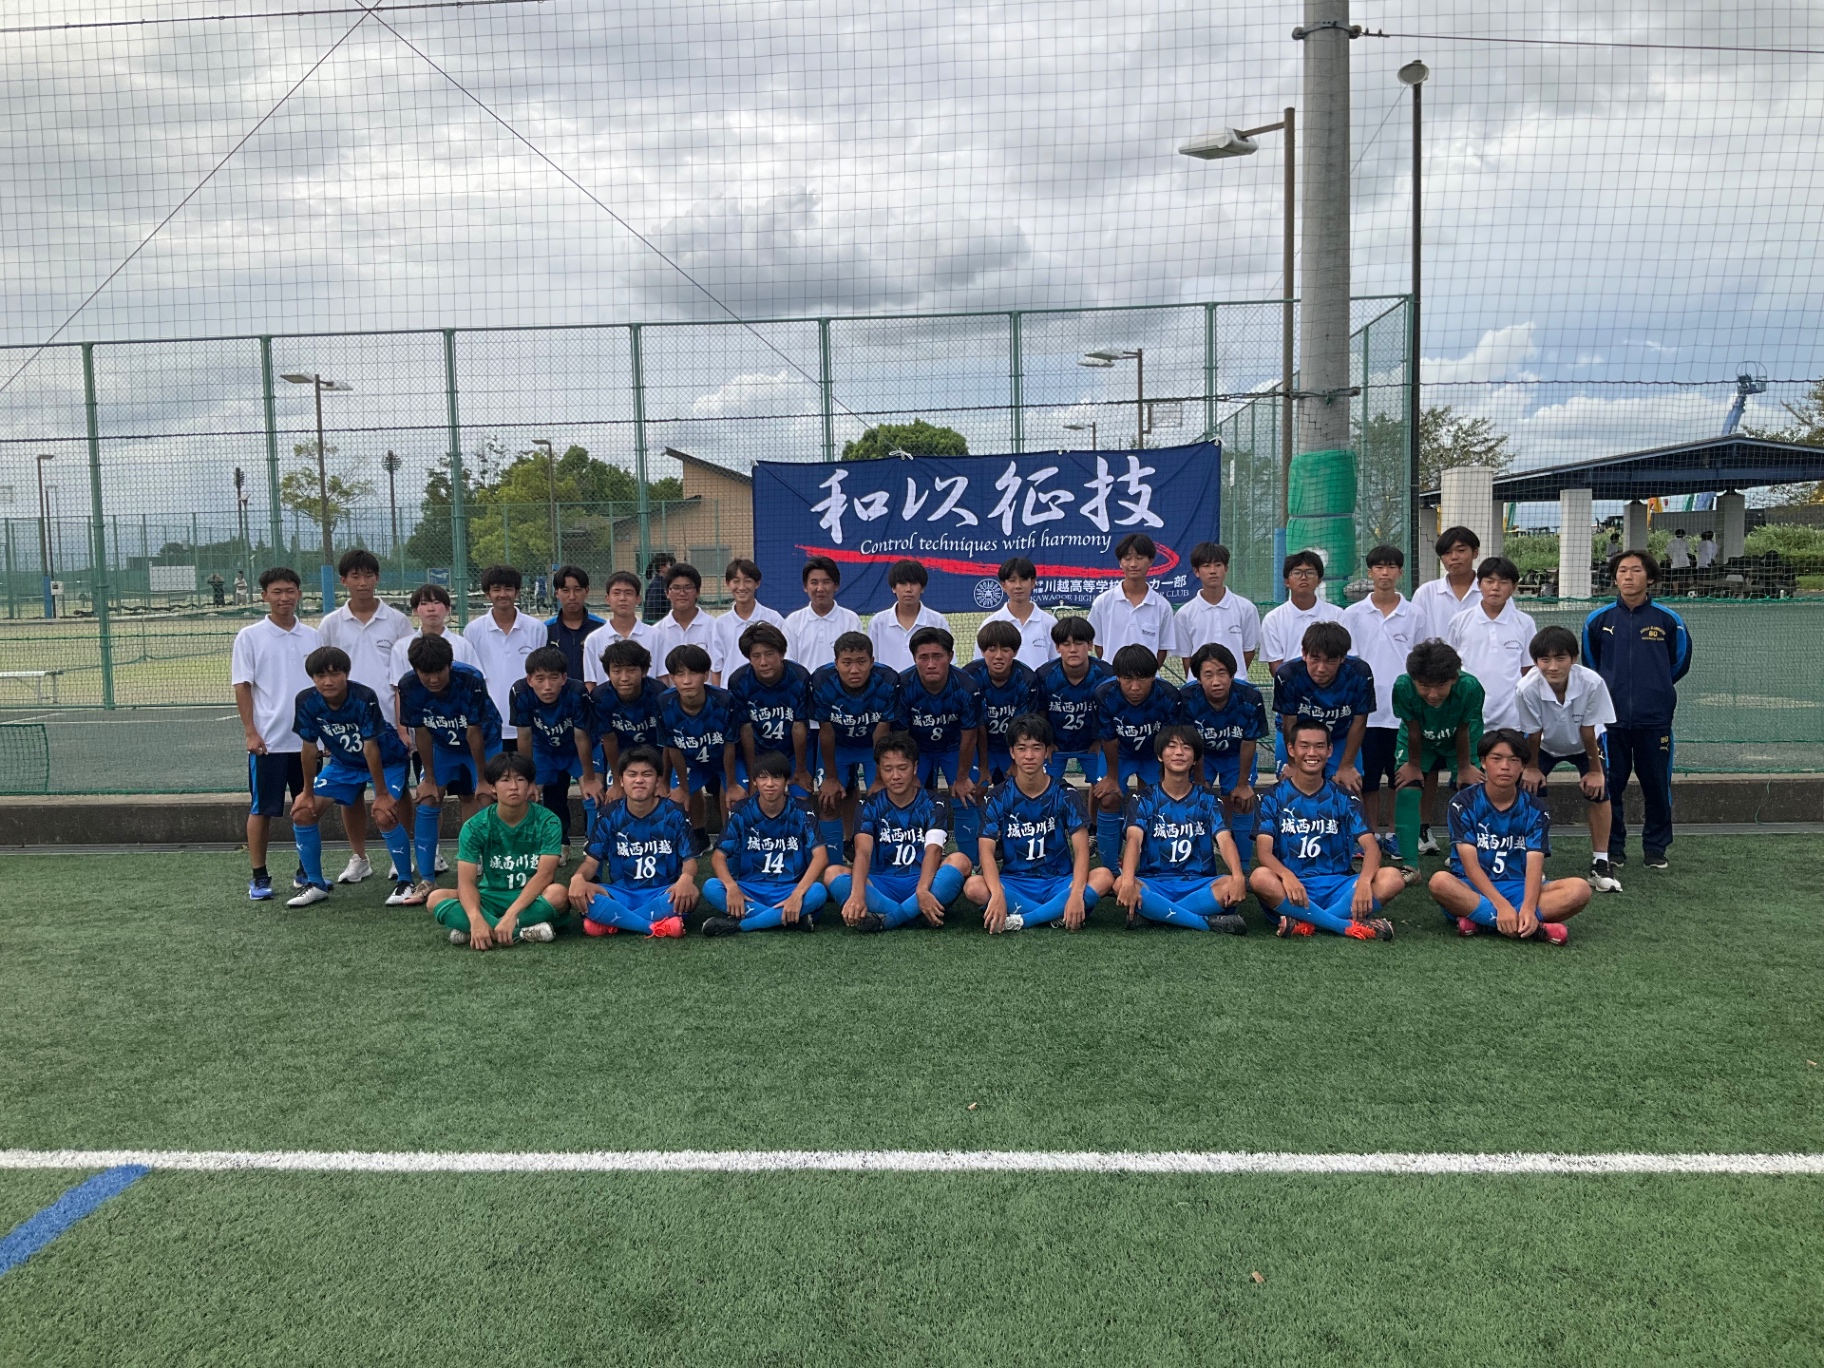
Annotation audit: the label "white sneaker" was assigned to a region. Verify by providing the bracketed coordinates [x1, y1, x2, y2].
[1001, 912, 1026, 933]
[338, 855, 373, 885]
[286, 884, 332, 908]
[434, 854, 449, 874]
[1589, 861, 1624, 894]
[384, 880, 417, 906]
[1417, 827, 1440, 856]
[448, 928, 469, 945]
[385, 861, 400, 881]
[516, 922, 556, 943]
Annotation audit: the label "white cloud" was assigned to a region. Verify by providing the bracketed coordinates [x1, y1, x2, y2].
[1422, 323, 1541, 385]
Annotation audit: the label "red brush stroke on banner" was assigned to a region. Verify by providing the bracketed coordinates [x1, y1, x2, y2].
[794, 544, 1181, 579]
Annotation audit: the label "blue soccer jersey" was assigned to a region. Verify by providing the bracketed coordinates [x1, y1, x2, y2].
[718, 793, 822, 884]
[594, 676, 667, 753]
[809, 662, 900, 748]
[398, 662, 502, 753]
[964, 659, 1042, 756]
[1447, 783, 1552, 882]
[1123, 783, 1229, 879]
[585, 797, 696, 890]
[855, 787, 951, 877]
[1036, 656, 1113, 754]
[727, 660, 813, 759]
[508, 677, 593, 762]
[981, 776, 1087, 878]
[1178, 678, 1269, 771]
[1271, 657, 1375, 748]
[294, 682, 413, 768]
[658, 685, 738, 772]
[1256, 777, 1372, 877]
[1095, 677, 1182, 766]
[895, 665, 983, 755]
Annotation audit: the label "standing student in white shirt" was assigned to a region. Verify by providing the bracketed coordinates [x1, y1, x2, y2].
[1517, 625, 1622, 893]
[1087, 533, 1175, 666]
[783, 555, 862, 675]
[1258, 550, 1346, 672]
[709, 557, 786, 684]
[1446, 557, 1537, 732]
[967, 556, 1057, 670]
[1173, 541, 1260, 679]
[464, 565, 546, 751]
[316, 548, 411, 884]
[232, 566, 323, 902]
[1340, 544, 1420, 856]
[1696, 530, 1718, 569]
[1666, 529, 1691, 571]
[648, 563, 718, 685]
[1412, 525, 1482, 643]
[581, 571, 662, 690]
[868, 559, 950, 674]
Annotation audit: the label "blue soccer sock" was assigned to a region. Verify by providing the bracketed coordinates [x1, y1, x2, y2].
[827, 874, 855, 906]
[381, 825, 414, 884]
[582, 796, 599, 841]
[874, 862, 965, 929]
[1283, 894, 1355, 935]
[586, 890, 672, 934]
[1138, 885, 1221, 930]
[1013, 882, 1078, 928]
[294, 822, 326, 888]
[414, 803, 443, 882]
[819, 818, 845, 864]
[1469, 895, 1500, 928]
[1095, 811, 1123, 866]
[953, 804, 982, 860]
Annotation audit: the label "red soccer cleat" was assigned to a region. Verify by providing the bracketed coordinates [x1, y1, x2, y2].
[1536, 922, 1569, 946]
[582, 919, 619, 937]
[1345, 918, 1394, 942]
[1456, 916, 1479, 937]
[1277, 915, 1317, 938]
[649, 915, 687, 939]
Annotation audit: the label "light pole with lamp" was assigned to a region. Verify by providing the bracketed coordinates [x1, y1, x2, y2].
[1063, 421, 1098, 451]
[529, 437, 559, 576]
[382, 450, 403, 584]
[1398, 60, 1429, 583]
[1078, 349, 1146, 448]
[280, 372, 353, 612]
[234, 465, 251, 581]
[35, 452, 55, 618]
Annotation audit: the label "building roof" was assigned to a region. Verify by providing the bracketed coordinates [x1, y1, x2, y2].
[665, 447, 751, 486]
[1420, 436, 1824, 506]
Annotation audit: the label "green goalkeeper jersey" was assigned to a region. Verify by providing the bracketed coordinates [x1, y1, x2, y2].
[457, 803, 563, 893]
[1392, 672, 1485, 767]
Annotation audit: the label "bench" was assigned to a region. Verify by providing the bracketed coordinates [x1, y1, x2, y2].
[0, 669, 63, 704]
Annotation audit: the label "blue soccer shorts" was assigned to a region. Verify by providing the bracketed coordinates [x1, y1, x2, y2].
[997, 871, 1074, 913]
[428, 748, 479, 796]
[1116, 754, 1162, 788]
[532, 749, 583, 786]
[1144, 872, 1223, 904]
[820, 743, 877, 791]
[1296, 870, 1366, 910]
[1203, 756, 1259, 792]
[1442, 874, 1528, 922]
[917, 749, 962, 789]
[313, 759, 409, 807]
[248, 752, 306, 817]
[1540, 750, 1605, 800]
[1045, 749, 1106, 782]
[981, 747, 1012, 785]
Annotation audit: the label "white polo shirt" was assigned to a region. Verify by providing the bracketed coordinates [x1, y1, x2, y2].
[867, 603, 951, 674]
[1258, 596, 1347, 668]
[390, 628, 478, 686]
[316, 600, 411, 724]
[1516, 664, 1615, 759]
[965, 602, 1058, 670]
[1087, 583, 1175, 660]
[649, 609, 719, 680]
[231, 615, 322, 753]
[709, 601, 787, 678]
[1412, 576, 1481, 644]
[581, 618, 662, 688]
[783, 602, 862, 674]
[1172, 589, 1262, 670]
[464, 608, 547, 739]
[1446, 600, 1538, 731]
[1339, 595, 1418, 729]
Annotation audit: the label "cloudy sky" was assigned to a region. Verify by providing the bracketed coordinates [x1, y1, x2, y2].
[1, 0, 1819, 528]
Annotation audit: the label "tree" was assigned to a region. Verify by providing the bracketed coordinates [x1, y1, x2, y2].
[841, 420, 968, 461]
[1744, 378, 1824, 504]
[278, 442, 374, 540]
[1352, 404, 1514, 549]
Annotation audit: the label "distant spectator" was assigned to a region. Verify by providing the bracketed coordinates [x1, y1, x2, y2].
[1666, 528, 1691, 570]
[642, 553, 676, 624]
[208, 572, 226, 606]
[1696, 530, 1718, 568]
[233, 570, 250, 603]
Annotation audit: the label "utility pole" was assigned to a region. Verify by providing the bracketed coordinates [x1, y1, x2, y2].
[1296, 0, 1357, 460]
[382, 450, 403, 583]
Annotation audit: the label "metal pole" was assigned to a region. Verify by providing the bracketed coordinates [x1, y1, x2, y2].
[4, 519, 14, 619]
[444, 329, 469, 626]
[313, 375, 336, 611]
[82, 343, 114, 708]
[260, 337, 282, 561]
[1407, 79, 1423, 588]
[36, 455, 54, 618]
[383, 450, 402, 586]
[1281, 104, 1297, 525]
[630, 323, 651, 575]
[546, 446, 559, 571]
[1298, 1, 1351, 459]
[818, 319, 835, 462]
[1010, 312, 1024, 454]
[1135, 347, 1145, 449]
[1204, 302, 1217, 438]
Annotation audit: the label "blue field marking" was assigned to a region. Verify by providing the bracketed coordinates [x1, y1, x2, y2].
[0, 1165, 149, 1278]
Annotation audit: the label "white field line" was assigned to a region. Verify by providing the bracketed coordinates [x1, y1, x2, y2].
[1, 1150, 1821, 1176]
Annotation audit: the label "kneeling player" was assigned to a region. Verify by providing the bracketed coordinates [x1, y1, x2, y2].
[1113, 725, 1247, 932]
[1092, 644, 1182, 862]
[965, 714, 1113, 932]
[398, 634, 503, 904]
[569, 746, 697, 939]
[289, 646, 416, 907]
[426, 751, 571, 949]
[509, 645, 602, 858]
[826, 731, 973, 932]
[1428, 728, 1592, 945]
[1249, 716, 1404, 940]
[701, 750, 829, 935]
[810, 631, 899, 861]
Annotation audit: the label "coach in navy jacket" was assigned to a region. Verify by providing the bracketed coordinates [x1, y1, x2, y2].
[1583, 549, 1692, 866]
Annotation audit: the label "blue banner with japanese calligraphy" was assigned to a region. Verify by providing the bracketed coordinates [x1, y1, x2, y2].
[751, 442, 1220, 613]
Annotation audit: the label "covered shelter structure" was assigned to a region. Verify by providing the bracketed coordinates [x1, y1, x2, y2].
[1420, 436, 1824, 597]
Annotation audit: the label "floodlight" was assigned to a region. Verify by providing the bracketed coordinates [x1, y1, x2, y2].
[1178, 128, 1260, 160]
[1398, 60, 1430, 86]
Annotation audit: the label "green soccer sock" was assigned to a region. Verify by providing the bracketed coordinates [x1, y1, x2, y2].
[1395, 786, 1423, 865]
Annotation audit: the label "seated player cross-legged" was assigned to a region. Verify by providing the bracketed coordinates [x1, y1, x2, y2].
[965, 714, 1114, 933]
[1113, 725, 1248, 933]
[288, 646, 416, 908]
[426, 751, 572, 949]
[1428, 729, 1593, 945]
[701, 750, 830, 936]
[825, 731, 974, 932]
[1249, 716, 1405, 940]
[569, 746, 698, 939]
